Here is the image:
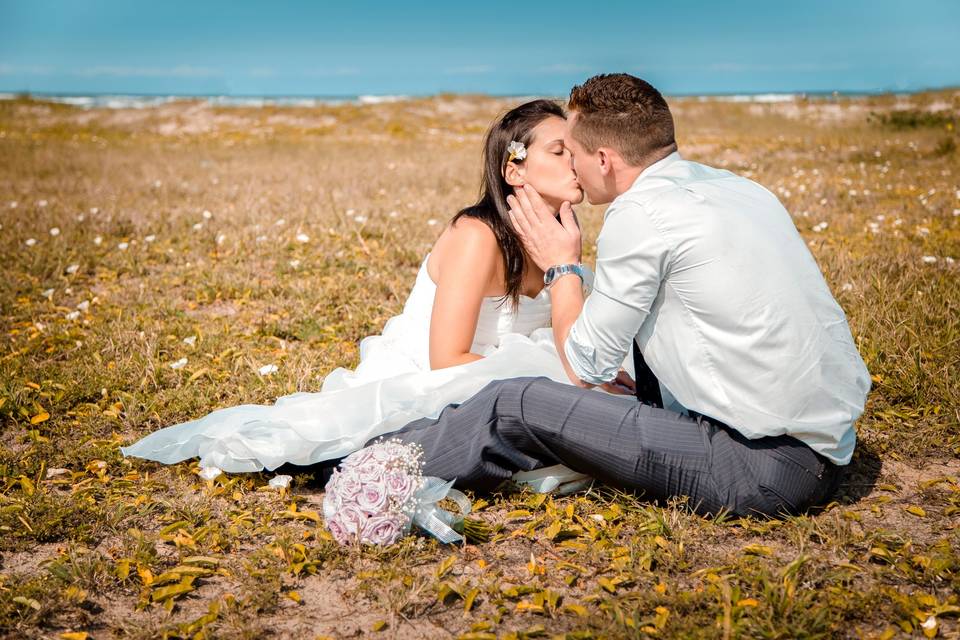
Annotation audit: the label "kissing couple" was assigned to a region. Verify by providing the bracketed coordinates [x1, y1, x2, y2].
[123, 73, 871, 518]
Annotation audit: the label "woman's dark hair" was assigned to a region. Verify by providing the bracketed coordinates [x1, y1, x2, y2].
[451, 99, 566, 307]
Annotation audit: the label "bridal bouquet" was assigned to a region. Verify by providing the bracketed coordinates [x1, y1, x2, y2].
[322, 439, 486, 546]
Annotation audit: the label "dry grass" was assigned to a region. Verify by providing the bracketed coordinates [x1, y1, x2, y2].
[0, 90, 958, 639]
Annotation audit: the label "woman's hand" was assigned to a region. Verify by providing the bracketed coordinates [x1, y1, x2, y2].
[507, 184, 581, 271]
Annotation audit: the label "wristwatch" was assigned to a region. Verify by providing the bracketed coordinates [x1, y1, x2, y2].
[543, 263, 585, 289]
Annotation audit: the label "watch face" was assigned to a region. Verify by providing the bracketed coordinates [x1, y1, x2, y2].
[545, 267, 555, 284]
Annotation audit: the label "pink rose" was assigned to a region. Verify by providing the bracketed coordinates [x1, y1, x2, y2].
[384, 469, 416, 503]
[326, 515, 350, 545]
[356, 479, 388, 513]
[338, 504, 368, 536]
[342, 447, 374, 469]
[361, 513, 404, 545]
[335, 468, 362, 499]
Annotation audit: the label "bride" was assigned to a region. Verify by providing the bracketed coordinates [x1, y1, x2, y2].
[121, 99, 631, 486]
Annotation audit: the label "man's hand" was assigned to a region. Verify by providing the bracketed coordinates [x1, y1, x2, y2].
[507, 184, 581, 271]
[599, 370, 636, 395]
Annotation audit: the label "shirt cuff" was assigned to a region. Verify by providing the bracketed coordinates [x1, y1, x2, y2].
[563, 323, 621, 385]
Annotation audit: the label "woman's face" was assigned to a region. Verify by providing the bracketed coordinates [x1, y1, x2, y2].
[518, 116, 584, 209]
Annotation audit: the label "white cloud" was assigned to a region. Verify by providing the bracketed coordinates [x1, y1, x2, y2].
[75, 65, 221, 78]
[0, 63, 55, 75]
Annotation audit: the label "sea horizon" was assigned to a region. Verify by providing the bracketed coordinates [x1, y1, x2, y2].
[1, 85, 957, 110]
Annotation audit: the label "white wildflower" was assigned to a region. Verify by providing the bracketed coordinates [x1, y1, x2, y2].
[507, 140, 527, 162]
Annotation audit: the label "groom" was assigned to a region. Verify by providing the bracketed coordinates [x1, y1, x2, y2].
[366, 73, 871, 517]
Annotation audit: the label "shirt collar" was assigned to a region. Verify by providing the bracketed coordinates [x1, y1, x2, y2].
[627, 150, 683, 191]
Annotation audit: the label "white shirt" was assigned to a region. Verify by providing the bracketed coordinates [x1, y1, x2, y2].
[565, 152, 870, 465]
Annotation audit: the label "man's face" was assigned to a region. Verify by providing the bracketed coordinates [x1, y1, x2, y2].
[563, 113, 610, 205]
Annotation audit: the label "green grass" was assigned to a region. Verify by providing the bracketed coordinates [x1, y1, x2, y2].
[0, 91, 958, 638]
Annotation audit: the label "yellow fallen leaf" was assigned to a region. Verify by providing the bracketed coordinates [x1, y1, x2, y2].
[742, 544, 774, 556]
[59, 633, 88, 640]
[286, 590, 301, 603]
[737, 598, 760, 607]
[906, 505, 927, 517]
[30, 411, 50, 424]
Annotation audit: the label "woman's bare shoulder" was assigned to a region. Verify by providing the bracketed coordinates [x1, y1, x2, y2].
[429, 216, 502, 284]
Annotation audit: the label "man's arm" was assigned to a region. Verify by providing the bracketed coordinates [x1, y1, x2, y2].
[509, 185, 670, 387]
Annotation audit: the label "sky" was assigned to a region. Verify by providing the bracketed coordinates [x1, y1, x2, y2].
[1, 0, 958, 97]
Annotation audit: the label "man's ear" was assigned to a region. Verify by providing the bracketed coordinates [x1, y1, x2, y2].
[503, 161, 525, 187]
[597, 148, 612, 176]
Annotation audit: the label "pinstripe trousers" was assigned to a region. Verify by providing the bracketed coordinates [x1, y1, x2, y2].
[366, 377, 843, 518]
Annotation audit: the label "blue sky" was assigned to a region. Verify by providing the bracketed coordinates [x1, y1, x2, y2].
[1, 0, 958, 96]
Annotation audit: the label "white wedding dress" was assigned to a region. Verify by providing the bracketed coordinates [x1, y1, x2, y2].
[121, 254, 592, 491]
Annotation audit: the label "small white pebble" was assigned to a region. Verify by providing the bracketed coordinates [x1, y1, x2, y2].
[76, 300, 90, 312]
[169, 357, 188, 369]
[93, 235, 103, 245]
[89, 207, 98, 214]
[841, 283, 853, 292]
[258, 364, 279, 376]
[268, 475, 292, 489]
[41, 288, 54, 299]
[922, 255, 938, 264]
[193, 222, 203, 231]
[353, 215, 368, 224]
[288, 259, 301, 268]
[198, 466, 223, 481]
[144, 234, 156, 243]
[9, 201, 17, 208]
[216, 233, 226, 245]
[183, 335, 197, 346]
[66, 264, 79, 274]
[117, 241, 129, 250]
[427, 219, 438, 226]
[25, 238, 37, 247]
[295, 233, 310, 243]
[202, 209, 213, 219]
[945, 257, 955, 265]
[275, 218, 285, 226]
[76, 213, 85, 222]
[65, 310, 80, 321]
[388, 210, 399, 218]
[49, 227, 60, 236]
[38, 199, 47, 207]
[153, 179, 162, 188]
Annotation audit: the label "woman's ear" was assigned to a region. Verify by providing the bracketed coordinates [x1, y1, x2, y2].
[503, 161, 525, 187]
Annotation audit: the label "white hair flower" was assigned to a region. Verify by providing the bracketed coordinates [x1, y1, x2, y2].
[507, 140, 527, 162]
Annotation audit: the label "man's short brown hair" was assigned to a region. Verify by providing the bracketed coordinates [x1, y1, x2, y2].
[567, 73, 676, 166]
